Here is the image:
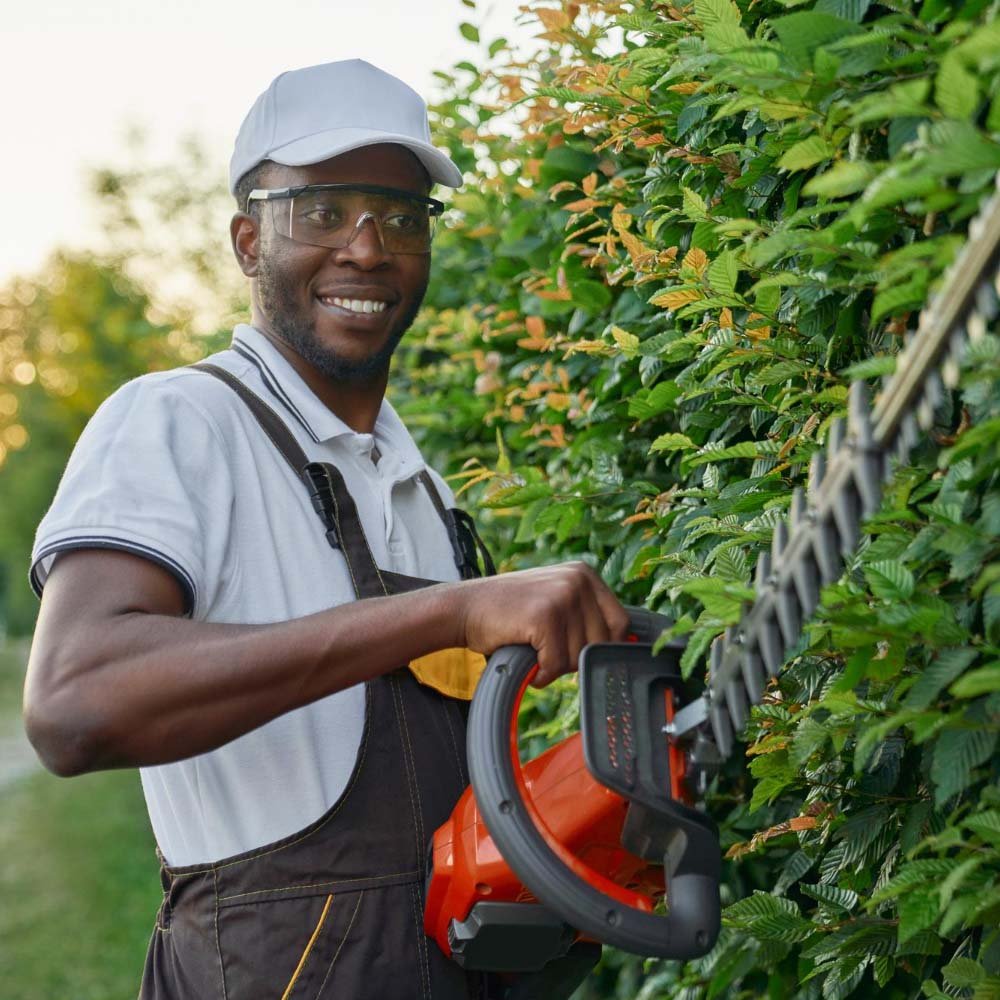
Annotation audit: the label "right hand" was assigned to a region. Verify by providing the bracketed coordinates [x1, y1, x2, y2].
[454, 561, 630, 686]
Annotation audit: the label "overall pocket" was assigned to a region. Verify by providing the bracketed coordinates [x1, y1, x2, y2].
[218, 887, 366, 999]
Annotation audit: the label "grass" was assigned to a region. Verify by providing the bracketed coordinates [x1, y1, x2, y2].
[0, 642, 161, 999]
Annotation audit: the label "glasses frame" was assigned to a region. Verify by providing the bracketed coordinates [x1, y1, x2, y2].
[246, 183, 445, 253]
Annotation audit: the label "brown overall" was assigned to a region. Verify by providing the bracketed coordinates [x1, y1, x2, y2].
[139, 365, 495, 1000]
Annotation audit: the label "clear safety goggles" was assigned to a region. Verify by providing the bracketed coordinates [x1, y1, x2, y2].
[246, 183, 445, 254]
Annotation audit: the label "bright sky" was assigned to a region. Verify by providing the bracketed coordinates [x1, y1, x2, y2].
[0, 0, 535, 286]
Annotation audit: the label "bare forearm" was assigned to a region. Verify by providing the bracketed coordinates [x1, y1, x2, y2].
[26, 581, 464, 773]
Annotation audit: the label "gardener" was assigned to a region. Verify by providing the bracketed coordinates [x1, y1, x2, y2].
[23, 60, 627, 999]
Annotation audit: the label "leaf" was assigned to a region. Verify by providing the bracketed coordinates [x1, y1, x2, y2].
[480, 482, 552, 508]
[570, 279, 612, 312]
[724, 892, 814, 941]
[628, 381, 681, 420]
[800, 883, 859, 913]
[872, 279, 928, 324]
[611, 326, 640, 354]
[459, 21, 480, 42]
[779, 135, 835, 171]
[842, 355, 896, 379]
[650, 287, 702, 310]
[904, 648, 978, 710]
[950, 664, 1000, 698]
[803, 160, 879, 198]
[897, 888, 939, 945]
[707, 251, 740, 296]
[864, 560, 915, 601]
[936, 53, 980, 121]
[682, 186, 709, 220]
[964, 810, 1000, 845]
[651, 432, 695, 454]
[814, 0, 870, 21]
[771, 12, 863, 66]
[931, 725, 998, 805]
[942, 958, 987, 989]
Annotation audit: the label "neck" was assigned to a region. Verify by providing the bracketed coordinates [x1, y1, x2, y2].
[251, 323, 388, 435]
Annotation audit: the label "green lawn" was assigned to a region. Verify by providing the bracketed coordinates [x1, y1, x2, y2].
[0, 643, 161, 999]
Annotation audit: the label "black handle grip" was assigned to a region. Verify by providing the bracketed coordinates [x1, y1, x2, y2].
[467, 608, 720, 960]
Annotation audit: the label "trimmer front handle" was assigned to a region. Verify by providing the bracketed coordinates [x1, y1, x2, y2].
[466, 608, 721, 960]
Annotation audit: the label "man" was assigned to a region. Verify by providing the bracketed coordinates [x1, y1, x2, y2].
[24, 60, 627, 998]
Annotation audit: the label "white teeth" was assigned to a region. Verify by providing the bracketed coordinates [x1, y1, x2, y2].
[326, 296, 387, 314]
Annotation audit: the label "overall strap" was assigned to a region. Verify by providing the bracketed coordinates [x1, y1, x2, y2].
[416, 471, 497, 580]
[192, 363, 388, 598]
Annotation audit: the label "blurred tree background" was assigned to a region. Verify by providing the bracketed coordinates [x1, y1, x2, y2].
[2, 0, 1000, 996]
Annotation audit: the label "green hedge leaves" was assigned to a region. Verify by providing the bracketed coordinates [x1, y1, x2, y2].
[393, 0, 1000, 995]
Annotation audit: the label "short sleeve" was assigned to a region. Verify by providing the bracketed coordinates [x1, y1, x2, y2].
[30, 374, 235, 617]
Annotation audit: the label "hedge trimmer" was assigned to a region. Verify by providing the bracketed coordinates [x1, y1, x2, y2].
[423, 177, 1000, 987]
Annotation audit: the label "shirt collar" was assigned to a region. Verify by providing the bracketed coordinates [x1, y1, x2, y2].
[230, 324, 427, 478]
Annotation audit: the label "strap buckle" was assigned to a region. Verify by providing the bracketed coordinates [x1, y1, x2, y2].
[446, 509, 497, 579]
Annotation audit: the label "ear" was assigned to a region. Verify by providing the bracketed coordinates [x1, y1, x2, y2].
[231, 212, 261, 277]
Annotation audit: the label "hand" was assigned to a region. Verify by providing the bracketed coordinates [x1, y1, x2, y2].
[455, 562, 630, 686]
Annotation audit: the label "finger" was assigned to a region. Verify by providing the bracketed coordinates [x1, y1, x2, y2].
[581, 567, 630, 640]
[564, 600, 589, 677]
[532, 630, 568, 687]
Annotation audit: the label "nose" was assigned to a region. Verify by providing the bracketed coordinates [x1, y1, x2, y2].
[334, 212, 389, 268]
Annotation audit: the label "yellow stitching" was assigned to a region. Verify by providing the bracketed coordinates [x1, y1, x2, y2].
[313, 891, 364, 998]
[217, 870, 419, 903]
[280, 893, 334, 1000]
[389, 677, 424, 860]
[165, 689, 374, 877]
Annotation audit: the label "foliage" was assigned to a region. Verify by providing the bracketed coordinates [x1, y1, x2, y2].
[0, 256, 200, 635]
[393, 0, 1000, 995]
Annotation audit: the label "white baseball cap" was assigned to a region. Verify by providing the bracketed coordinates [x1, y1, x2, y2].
[229, 59, 463, 194]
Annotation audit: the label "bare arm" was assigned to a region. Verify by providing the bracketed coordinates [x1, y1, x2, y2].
[24, 549, 628, 776]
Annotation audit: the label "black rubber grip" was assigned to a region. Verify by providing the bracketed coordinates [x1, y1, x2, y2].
[467, 608, 720, 959]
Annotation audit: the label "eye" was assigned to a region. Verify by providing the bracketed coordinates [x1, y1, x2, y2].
[384, 211, 423, 231]
[299, 200, 344, 227]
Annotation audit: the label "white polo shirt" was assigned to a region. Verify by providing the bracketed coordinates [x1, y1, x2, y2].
[31, 324, 462, 866]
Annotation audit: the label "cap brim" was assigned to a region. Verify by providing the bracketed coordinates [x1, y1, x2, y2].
[267, 128, 463, 188]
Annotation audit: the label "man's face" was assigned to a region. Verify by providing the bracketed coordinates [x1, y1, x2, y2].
[250, 144, 432, 383]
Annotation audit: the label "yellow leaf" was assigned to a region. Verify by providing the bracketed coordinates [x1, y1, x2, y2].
[611, 326, 640, 353]
[633, 132, 666, 148]
[668, 82, 700, 95]
[720, 307, 734, 329]
[518, 336, 552, 351]
[563, 339, 614, 357]
[619, 229, 651, 267]
[582, 172, 598, 195]
[611, 202, 631, 235]
[682, 247, 708, 275]
[563, 197, 601, 213]
[525, 315, 546, 338]
[650, 288, 702, 310]
[622, 511, 656, 525]
[746, 312, 771, 341]
[537, 7, 571, 30]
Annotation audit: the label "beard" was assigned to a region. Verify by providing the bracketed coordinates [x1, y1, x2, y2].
[255, 250, 426, 384]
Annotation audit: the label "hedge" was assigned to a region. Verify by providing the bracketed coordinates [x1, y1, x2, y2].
[392, 1, 1000, 996]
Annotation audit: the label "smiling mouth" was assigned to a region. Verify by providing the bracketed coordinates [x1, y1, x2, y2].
[317, 295, 389, 315]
